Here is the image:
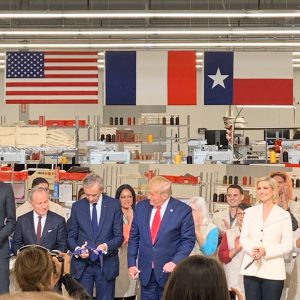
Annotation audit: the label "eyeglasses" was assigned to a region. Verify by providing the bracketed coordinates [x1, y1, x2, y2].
[236, 212, 245, 216]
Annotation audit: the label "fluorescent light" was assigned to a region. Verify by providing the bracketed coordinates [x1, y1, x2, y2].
[196, 59, 203, 63]
[1, 41, 300, 49]
[2, 10, 300, 19]
[196, 52, 203, 56]
[98, 65, 104, 69]
[293, 64, 300, 67]
[2, 28, 300, 36]
[98, 52, 104, 56]
[97, 59, 104, 63]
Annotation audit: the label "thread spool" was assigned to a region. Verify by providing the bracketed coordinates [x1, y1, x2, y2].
[127, 117, 132, 126]
[111, 134, 116, 143]
[282, 150, 289, 163]
[242, 176, 248, 186]
[269, 149, 276, 164]
[175, 116, 179, 125]
[106, 134, 111, 142]
[162, 117, 166, 125]
[228, 175, 233, 184]
[213, 193, 218, 202]
[245, 136, 250, 145]
[296, 179, 300, 188]
[174, 154, 181, 164]
[114, 117, 118, 126]
[146, 134, 153, 143]
[223, 175, 228, 185]
[119, 117, 123, 125]
[248, 176, 252, 186]
[219, 194, 225, 202]
[109, 117, 113, 125]
[187, 156, 193, 164]
[170, 116, 174, 125]
[100, 134, 105, 141]
[234, 176, 238, 184]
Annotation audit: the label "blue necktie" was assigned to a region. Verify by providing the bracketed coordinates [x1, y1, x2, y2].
[92, 203, 98, 238]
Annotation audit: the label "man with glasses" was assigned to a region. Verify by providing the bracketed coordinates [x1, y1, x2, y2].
[213, 184, 244, 235]
[0, 182, 16, 294]
[16, 177, 68, 220]
[67, 173, 123, 300]
[11, 186, 67, 254]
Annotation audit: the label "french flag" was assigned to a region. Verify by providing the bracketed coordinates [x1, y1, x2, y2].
[204, 51, 293, 105]
[105, 50, 197, 105]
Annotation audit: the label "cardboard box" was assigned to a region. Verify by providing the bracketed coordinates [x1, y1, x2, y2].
[16, 126, 47, 147]
[0, 127, 16, 147]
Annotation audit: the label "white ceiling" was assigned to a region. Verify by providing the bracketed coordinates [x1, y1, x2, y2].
[0, 0, 300, 51]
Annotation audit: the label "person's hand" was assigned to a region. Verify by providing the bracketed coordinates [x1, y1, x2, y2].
[278, 184, 289, 210]
[223, 219, 231, 230]
[163, 261, 176, 273]
[79, 241, 89, 259]
[58, 253, 71, 275]
[252, 247, 266, 260]
[95, 243, 108, 254]
[128, 266, 140, 280]
[234, 236, 241, 251]
[51, 256, 62, 289]
[191, 205, 202, 227]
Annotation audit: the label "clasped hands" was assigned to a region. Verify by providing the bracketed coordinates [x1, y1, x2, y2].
[251, 247, 266, 260]
[77, 241, 108, 259]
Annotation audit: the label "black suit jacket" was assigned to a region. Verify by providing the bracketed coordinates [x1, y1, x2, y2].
[0, 182, 16, 258]
[11, 210, 67, 255]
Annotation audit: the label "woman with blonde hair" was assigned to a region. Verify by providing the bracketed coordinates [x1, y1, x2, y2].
[188, 196, 218, 256]
[240, 177, 293, 300]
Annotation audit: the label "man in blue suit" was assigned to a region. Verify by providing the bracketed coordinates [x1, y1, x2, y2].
[128, 176, 195, 300]
[11, 186, 67, 254]
[67, 173, 123, 300]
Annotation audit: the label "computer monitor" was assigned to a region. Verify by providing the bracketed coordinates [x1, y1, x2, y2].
[204, 130, 228, 148]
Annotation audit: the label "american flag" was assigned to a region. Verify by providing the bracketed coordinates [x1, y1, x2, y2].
[5, 51, 99, 104]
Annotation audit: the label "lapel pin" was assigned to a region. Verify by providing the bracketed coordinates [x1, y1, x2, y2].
[170, 209, 174, 212]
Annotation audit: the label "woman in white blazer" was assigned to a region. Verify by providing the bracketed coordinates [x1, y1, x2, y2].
[240, 177, 293, 300]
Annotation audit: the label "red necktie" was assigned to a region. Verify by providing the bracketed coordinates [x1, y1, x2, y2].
[37, 216, 42, 243]
[150, 206, 161, 244]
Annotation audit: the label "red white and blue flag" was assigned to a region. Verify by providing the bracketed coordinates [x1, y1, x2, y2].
[5, 51, 99, 104]
[204, 51, 293, 105]
[105, 50, 197, 105]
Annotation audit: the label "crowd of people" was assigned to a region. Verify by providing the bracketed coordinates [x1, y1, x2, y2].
[0, 169, 298, 300]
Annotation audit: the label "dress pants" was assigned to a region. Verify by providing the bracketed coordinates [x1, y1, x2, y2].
[140, 270, 164, 300]
[79, 263, 115, 300]
[0, 258, 9, 294]
[244, 275, 284, 300]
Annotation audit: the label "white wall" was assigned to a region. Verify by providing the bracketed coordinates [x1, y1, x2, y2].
[0, 69, 300, 141]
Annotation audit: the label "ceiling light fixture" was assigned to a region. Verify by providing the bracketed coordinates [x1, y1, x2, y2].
[1, 10, 300, 19]
[1, 28, 300, 36]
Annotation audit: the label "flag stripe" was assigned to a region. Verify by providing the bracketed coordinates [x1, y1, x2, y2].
[45, 66, 98, 70]
[136, 51, 167, 105]
[233, 79, 293, 105]
[44, 58, 98, 63]
[6, 90, 98, 95]
[6, 99, 98, 104]
[6, 51, 99, 104]
[7, 82, 98, 87]
[105, 51, 136, 105]
[168, 51, 197, 105]
[45, 74, 98, 78]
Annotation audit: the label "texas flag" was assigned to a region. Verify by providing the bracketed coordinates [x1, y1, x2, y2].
[204, 51, 293, 105]
[105, 50, 197, 105]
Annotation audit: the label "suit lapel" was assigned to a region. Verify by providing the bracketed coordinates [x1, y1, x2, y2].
[154, 198, 175, 244]
[29, 212, 38, 244]
[145, 201, 153, 243]
[96, 195, 107, 238]
[40, 212, 52, 245]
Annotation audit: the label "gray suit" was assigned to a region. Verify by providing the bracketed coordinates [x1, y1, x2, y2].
[11, 210, 67, 255]
[0, 182, 16, 293]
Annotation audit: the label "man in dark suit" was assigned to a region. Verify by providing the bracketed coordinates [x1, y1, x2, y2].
[0, 182, 16, 293]
[11, 186, 67, 254]
[67, 173, 123, 300]
[128, 176, 195, 300]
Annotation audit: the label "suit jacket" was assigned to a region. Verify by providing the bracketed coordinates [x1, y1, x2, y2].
[67, 195, 123, 281]
[240, 204, 293, 280]
[0, 182, 16, 259]
[11, 210, 67, 255]
[127, 197, 195, 287]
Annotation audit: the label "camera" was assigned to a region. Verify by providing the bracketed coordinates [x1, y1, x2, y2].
[50, 250, 64, 276]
